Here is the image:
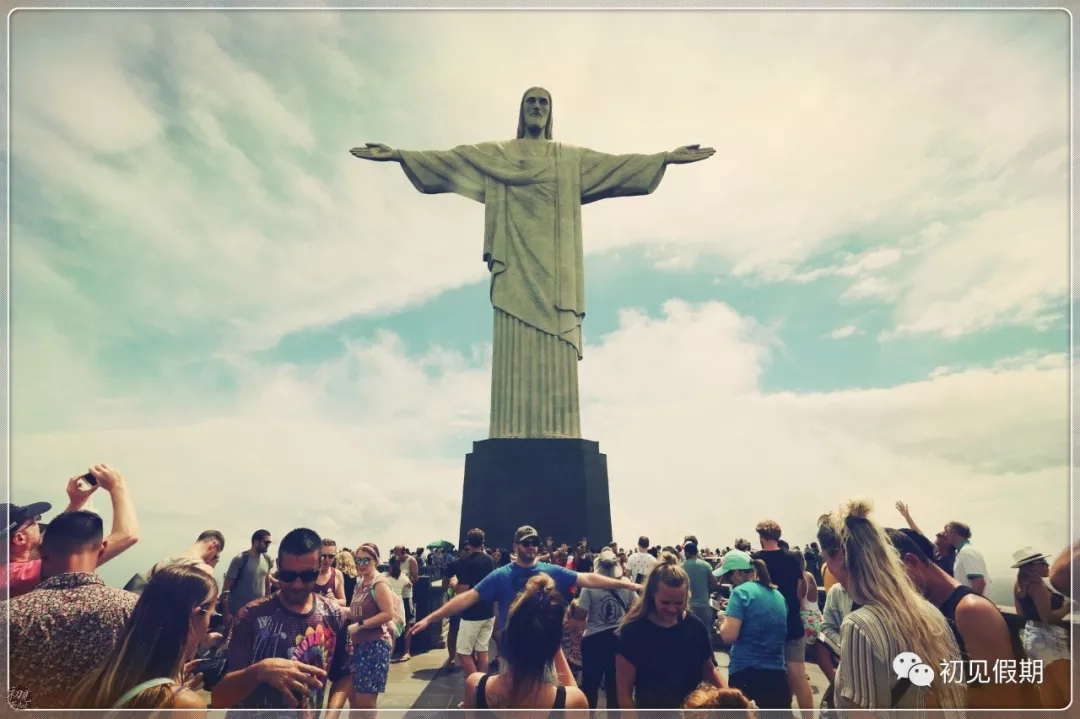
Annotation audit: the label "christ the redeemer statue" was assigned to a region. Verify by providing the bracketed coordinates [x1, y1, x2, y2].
[351, 87, 714, 439]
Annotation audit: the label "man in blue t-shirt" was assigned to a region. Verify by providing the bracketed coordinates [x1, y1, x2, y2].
[410, 525, 639, 636]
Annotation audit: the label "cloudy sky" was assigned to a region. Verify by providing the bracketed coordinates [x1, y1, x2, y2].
[10, 9, 1070, 603]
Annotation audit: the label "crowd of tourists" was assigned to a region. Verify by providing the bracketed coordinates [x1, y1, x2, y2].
[2, 464, 1076, 716]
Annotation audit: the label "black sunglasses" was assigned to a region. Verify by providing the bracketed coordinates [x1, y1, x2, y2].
[278, 569, 320, 583]
[320, 554, 336, 560]
[518, 539, 539, 548]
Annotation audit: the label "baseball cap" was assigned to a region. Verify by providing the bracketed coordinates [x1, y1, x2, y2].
[514, 525, 540, 544]
[4, 502, 53, 537]
[714, 548, 753, 577]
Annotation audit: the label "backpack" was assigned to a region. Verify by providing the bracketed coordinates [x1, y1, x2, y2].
[227, 553, 274, 606]
[237, 551, 273, 580]
[371, 576, 408, 638]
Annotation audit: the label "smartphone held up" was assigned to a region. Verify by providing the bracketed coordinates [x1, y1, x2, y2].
[75, 472, 97, 493]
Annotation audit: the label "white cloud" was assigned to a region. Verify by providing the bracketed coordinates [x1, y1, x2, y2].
[841, 276, 897, 303]
[14, 23, 162, 154]
[828, 325, 861, 339]
[889, 197, 1068, 338]
[15, 302, 1067, 601]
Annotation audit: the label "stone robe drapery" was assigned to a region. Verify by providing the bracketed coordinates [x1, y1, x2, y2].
[399, 140, 667, 438]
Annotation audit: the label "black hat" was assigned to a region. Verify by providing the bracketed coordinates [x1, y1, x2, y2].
[4, 502, 52, 537]
[514, 525, 540, 544]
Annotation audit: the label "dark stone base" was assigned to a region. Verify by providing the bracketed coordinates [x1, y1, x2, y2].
[458, 438, 613, 551]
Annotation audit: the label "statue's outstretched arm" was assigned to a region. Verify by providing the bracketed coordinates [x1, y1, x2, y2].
[350, 143, 402, 163]
[664, 144, 715, 165]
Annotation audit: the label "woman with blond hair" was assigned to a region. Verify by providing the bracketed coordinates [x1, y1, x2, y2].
[462, 573, 588, 709]
[68, 565, 216, 710]
[817, 500, 965, 715]
[615, 552, 725, 708]
[336, 549, 358, 605]
[1012, 547, 1071, 707]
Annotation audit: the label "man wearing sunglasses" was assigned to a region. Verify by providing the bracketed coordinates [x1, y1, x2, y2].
[213, 528, 353, 715]
[410, 525, 640, 641]
[4, 464, 140, 599]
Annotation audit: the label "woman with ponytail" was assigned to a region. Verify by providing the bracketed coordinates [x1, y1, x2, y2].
[68, 564, 215, 711]
[716, 549, 792, 710]
[615, 552, 724, 708]
[462, 573, 588, 710]
[818, 499, 965, 715]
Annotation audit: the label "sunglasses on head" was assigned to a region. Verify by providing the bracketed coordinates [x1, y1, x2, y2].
[278, 569, 320, 583]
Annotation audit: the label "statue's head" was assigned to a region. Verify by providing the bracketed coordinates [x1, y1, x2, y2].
[516, 86, 553, 140]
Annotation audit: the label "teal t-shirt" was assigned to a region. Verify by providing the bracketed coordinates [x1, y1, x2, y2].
[681, 558, 713, 609]
[723, 580, 788, 674]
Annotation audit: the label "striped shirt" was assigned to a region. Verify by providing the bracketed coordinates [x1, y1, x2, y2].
[835, 602, 964, 718]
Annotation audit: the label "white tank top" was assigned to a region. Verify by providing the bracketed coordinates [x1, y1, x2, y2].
[801, 572, 819, 612]
[384, 571, 413, 599]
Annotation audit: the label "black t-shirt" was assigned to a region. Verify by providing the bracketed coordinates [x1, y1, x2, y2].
[753, 549, 804, 641]
[617, 613, 712, 709]
[451, 551, 497, 621]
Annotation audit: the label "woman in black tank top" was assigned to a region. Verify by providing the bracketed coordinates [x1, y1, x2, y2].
[462, 573, 588, 710]
[1013, 552, 1071, 708]
[315, 539, 347, 607]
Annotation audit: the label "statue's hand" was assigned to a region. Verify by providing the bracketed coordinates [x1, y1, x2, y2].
[666, 144, 716, 165]
[350, 143, 400, 162]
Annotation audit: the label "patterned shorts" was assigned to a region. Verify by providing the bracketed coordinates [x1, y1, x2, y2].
[352, 639, 392, 694]
[800, 607, 824, 643]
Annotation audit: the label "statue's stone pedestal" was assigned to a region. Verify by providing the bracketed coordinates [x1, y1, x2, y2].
[458, 438, 613, 551]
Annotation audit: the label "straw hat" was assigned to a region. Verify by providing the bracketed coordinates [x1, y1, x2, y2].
[596, 549, 623, 578]
[1010, 546, 1051, 568]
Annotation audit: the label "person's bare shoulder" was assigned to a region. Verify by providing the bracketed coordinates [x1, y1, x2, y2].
[565, 686, 589, 709]
[171, 687, 207, 710]
[955, 594, 1007, 630]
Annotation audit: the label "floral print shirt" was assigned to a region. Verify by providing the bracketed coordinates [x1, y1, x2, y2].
[4, 572, 138, 709]
[224, 593, 352, 717]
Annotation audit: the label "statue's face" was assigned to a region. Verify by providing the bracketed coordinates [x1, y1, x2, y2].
[522, 88, 551, 133]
